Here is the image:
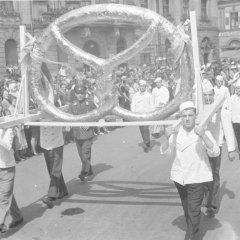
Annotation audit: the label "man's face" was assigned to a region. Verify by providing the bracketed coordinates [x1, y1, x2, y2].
[235, 86, 240, 96]
[181, 108, 196, 131]
[61, 84, 67, 92]
[156, 82, 162, 88]
[216, 79, 223, 88]
[3, 91, 9, 99]
[204, 90, 214, 104]
[139, 85, 146, 92]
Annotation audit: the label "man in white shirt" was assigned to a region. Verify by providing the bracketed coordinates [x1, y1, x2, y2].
[131, 80, 154, 152]
[160, 101, 220, 240]
[202, 80, 224, 216]
[152, 77, 170, 108]
[40, 85, 68, 208]
[214, 75, 230, 99]
[222, 78, 240, 157]
[151, 77, 169, 138]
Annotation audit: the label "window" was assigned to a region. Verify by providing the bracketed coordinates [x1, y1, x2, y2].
[140, 0, 148, 8]
[201, 0, 208, 20]
[96, 0, 119, 3]
[182, 0, 189, 18]
[123, 0, 135, 5]
[229, 40, 240, 49]
[5, 39, 18, 66]
[163, 0, 169, 17]
[230, 12, 239, 29]
[156, 0, 160, 13]
[66, 0, 91, 9]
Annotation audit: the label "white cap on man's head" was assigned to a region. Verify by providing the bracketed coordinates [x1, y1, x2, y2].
[235, 78, 240, 87]
[179, 101, 196, 112]
[154, 77, 162, 83]
[216, 75, 224, 81]
[139, 79, 147, 86]
[202, 79, 213, 93]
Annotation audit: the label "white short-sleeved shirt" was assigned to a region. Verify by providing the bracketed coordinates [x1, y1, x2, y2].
[40, 126, 64, 150]
[0, 128, 15, 168]
[152, 86, 169, 107]
[161, 126, 220, 186]
[131, 91, 155, 113]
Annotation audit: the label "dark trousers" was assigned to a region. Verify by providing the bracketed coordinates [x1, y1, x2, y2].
[233, 123, 240, 150]
[43, 146, 68, 198]
[0, 167, 22, 227]
[75, 138, 93, 174]
[174, 182, 207, 240]
[206, 147, 222, 212]
[139, 126, 150, 148]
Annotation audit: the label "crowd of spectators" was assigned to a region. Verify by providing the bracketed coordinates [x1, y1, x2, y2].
[0, 58, 240, 163]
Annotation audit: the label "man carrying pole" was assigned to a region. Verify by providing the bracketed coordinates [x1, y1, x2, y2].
[160, 101, 220, 240]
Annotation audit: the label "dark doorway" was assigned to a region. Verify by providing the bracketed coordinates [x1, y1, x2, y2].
[5, 39, 18, 66]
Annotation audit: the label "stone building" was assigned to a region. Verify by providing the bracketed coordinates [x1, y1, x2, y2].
[0, 0, 220, 75]
[218, 0, 240, 59]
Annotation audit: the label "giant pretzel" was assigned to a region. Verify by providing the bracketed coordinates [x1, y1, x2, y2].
[30, 4, 194, 122]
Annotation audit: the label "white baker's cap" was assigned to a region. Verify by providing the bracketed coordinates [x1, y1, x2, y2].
[179, 101, 196, 112]
[202, 79, 213, 93]
[139, 79, 147, 86]
[216, 75, 224, 81]
[235, 78, 240, 87]
[154, 77, 162, 83]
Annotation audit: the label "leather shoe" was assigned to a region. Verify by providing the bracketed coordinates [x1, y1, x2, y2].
[42, 197, 56, 208]
[58, 192, 69, 199]
[9, 218, 23, 228]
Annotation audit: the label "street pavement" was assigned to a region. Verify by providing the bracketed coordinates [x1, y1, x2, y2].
[2, 127, 240, 240]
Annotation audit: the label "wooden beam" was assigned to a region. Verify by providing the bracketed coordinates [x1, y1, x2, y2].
[196, 95, 225, 131]
[26, 120, 179, 127]
[0, 112, 43, 129]
[20, 25, 29, 116]
[0, 106, 69, 129]
[190, 11, 204, 115]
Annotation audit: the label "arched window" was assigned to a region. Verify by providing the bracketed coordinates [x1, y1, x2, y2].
[229, 40, 240, 49]
[5, 39, 18, 66]
[201, 0, 208, 20]
[163, 0, 169, 17]
[183, 0, 189, 18]
[140, 0, 148, 8]
[117, 37, 126, 53]
[165, 38, 171, 53]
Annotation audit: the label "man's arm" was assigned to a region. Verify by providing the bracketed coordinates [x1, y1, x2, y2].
[195, 127, 220, 157]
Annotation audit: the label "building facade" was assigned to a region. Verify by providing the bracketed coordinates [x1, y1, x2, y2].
[218, 0, 240, 59]
[0, 0, 220, 75]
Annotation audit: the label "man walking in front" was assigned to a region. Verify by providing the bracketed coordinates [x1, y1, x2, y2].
[160, 101, 220, 240]
[69, 85, 96, 181]
[131, 80, 154, 152]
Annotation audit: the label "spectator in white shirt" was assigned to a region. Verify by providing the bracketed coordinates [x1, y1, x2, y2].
[40, 86, 68, 208]
[0, 128, 23, 234]
[222, 78, 240, 159]
[160, 101, 220, 240]
[202, 80, 224, 216]
[151, 77, 169, 138]
[152, 77, 170, 108]
[214, 75, 230, 99]
[131, 80, 154, 152]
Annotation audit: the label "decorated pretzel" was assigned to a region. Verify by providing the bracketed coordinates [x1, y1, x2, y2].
[30, 4, 194, 122]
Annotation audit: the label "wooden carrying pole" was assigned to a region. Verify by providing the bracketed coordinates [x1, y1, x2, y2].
[20, 25, 29, 116]
[190, 11, 204, 115]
